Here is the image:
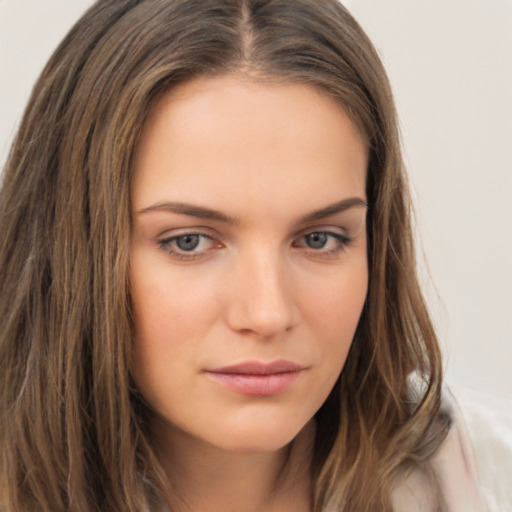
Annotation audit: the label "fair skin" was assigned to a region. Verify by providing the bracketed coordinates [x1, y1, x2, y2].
[130, 75, 368, 512]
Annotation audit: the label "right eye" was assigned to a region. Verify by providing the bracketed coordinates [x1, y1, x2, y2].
[173, 234, 202, 251]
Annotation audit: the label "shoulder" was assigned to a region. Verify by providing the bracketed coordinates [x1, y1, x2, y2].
[393, 385, 511, 512]
[449, 384, 512, 512]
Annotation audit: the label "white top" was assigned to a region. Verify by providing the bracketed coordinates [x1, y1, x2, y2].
[393, 386, 512, 512]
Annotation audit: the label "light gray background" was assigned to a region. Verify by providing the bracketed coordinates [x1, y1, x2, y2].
[1, 0, 511, 399]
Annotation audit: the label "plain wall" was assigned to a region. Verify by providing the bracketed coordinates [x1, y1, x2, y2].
[1, 0, 511, 399]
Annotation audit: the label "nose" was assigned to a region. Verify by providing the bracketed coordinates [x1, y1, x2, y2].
[224, 249, 300, 339]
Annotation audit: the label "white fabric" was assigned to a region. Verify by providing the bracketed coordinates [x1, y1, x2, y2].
[450, 385, 512, 512]
[393, 386, 512, 512]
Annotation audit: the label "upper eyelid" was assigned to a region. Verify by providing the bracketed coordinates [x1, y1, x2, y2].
[295, 225, 350, 238]
[158, 227, 347, 240]
[157, 226, 218, 240]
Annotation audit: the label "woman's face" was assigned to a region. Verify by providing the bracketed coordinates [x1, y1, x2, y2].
[130, 75, 368, 452]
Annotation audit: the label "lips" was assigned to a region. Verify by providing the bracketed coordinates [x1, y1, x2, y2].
[204, 360, 306, 396]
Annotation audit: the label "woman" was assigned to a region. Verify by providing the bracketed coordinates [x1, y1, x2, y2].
[0, 1, 487, 511]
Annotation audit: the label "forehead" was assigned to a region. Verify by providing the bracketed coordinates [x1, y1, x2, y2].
[132, 75, 368, 218]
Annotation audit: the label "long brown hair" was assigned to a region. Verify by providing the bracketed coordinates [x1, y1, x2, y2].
[0, 1, 446, 510]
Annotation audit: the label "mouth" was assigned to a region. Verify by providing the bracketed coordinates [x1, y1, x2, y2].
[204, 360, 306, 396]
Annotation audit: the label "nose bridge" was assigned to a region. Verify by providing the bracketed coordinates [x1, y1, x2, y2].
[226, 242, 299, 338]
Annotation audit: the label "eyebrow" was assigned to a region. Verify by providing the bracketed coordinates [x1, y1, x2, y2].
[137, 197, 367, 224]
[137, 201, 238, 223]
[297, 197, 368, 223]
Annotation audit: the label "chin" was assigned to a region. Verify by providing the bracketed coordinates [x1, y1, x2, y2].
[207, 416, 313, 454]
[149, 397, 317, 456]
[218, 435, 294, 453]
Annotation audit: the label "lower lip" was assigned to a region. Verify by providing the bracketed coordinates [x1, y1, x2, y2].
[205, 371, 302, 396]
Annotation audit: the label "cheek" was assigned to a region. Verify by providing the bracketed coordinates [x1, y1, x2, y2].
[303, 258, 368, 375]
[131, 257, 219, 344]
[129, 271, 224, 432]
[128, 252, 222, 395]
[305, 258, 368, 334]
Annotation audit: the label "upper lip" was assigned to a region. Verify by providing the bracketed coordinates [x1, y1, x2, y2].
[206, 360, 305, 375]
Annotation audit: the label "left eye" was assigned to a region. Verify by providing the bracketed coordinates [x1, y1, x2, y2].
[294, 231, 351, 253]
[304, 232, 329, 249]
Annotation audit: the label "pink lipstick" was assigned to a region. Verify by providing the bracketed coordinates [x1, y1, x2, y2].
[205, 360, 305, 396]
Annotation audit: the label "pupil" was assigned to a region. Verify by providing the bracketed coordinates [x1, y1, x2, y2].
[306, 232, 327, 249]
[177, 235, 200, 251]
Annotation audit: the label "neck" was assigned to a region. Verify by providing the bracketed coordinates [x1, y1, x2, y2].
[150, 417, 315, 512]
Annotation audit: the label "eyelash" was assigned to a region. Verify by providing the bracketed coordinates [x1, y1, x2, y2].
[157, 230, 353, 261]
